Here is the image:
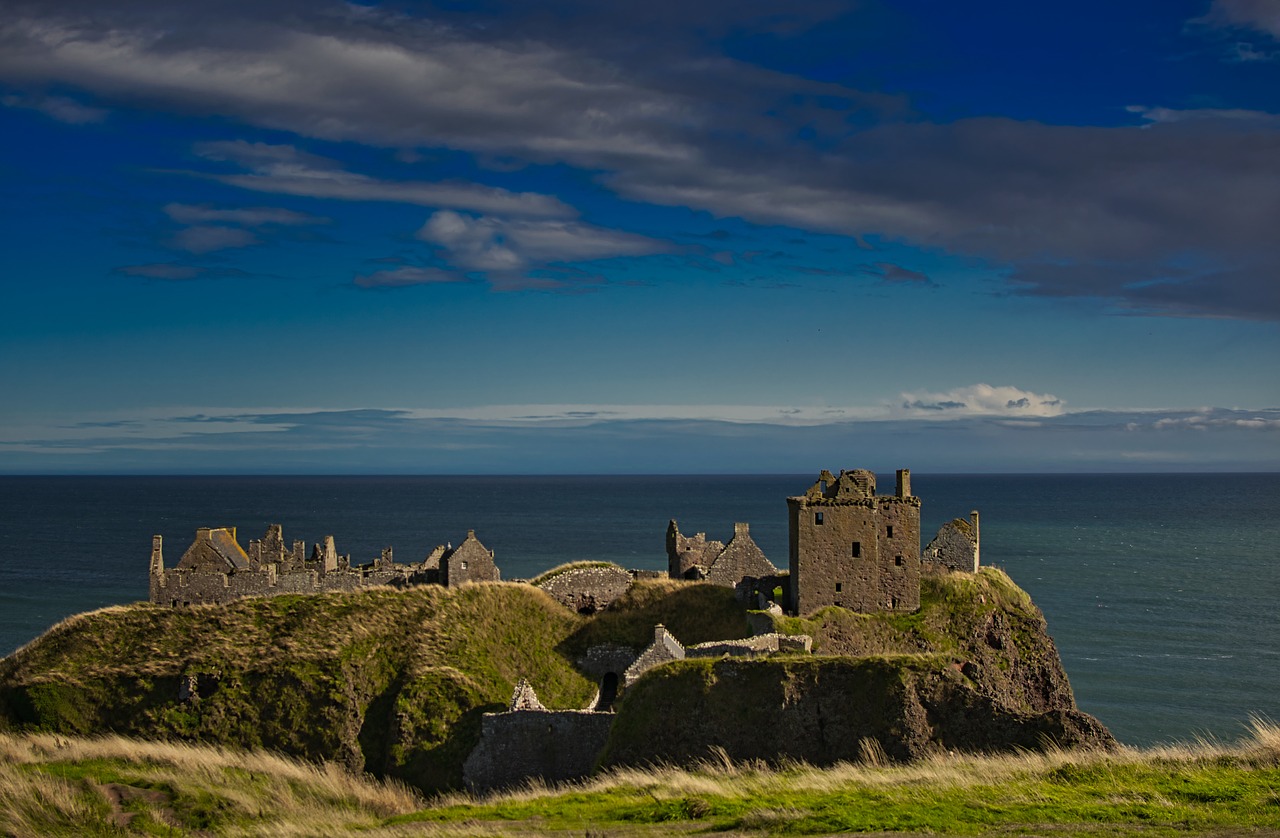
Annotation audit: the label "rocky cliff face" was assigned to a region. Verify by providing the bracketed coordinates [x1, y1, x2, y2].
[602, 656, 1111, 768]
[603, 568, 1114, 768]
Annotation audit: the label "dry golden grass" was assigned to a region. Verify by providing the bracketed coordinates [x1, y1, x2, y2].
[0, 731, 423, 837]
[2, 720, 1279, 835]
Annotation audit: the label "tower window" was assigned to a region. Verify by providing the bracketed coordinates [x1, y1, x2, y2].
[887, 525, 894, 539]
[815, 512, 824, 525]
[895, 555, 904, 567]
[835, 582, 842, 593]
[851, 541, 861, 558]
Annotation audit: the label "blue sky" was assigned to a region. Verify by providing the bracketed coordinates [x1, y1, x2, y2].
[0, 0, 1277, 473]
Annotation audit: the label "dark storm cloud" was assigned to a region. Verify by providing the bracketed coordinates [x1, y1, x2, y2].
[2, 1, 1277, 318]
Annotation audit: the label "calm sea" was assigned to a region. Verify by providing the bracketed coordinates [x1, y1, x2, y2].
[1, 473, 1276, 748]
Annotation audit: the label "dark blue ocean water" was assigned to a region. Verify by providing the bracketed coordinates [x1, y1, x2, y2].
[1, 474, 1276, 748]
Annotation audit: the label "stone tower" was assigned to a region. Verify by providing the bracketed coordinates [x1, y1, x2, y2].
[787, 468, 921, 615]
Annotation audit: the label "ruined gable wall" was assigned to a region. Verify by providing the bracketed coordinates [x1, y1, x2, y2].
[705, 524, 778, 587]
[176, 530, 238, 573]
[443, 533, 499, 586]
[924, 518, 979, 573]
[623, 626, 685, 686]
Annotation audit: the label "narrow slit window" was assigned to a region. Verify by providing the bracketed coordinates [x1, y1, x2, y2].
[851, 541, 861, 558]
[835, 582, 842, 593]
[887, 525, 894, 539]
[895, 555, 904, 567]
[815, 511, 824, 525]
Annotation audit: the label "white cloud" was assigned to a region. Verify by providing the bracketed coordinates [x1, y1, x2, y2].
[416, 210, 675, 273]
[895, 384, 1067, 418]
[1126, 105, 1280, 124]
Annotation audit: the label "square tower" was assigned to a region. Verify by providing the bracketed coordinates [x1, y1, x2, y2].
[787, 468, 921, 615]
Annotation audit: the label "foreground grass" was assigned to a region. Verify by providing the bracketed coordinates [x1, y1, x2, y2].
[5, 721, 1279, 836]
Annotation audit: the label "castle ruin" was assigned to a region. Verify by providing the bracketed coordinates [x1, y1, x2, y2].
[788, 468, 922, 615]
[149, 525, 499, 606]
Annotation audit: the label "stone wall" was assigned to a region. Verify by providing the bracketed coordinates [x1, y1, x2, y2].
[667, 520, 779, 587]
[150, 525, 497, 606]
[687, 632, 812, 658]
[535, 564, 634, 614]
[462, 709, 615, 793]
[788, 468, 921, 615]
[623, 624, 685, 686]
[924, 512, 980, 573]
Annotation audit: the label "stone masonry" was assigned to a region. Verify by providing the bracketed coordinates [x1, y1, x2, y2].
[150, 525, 500, 606]
[666, 520, 779, 586]
[924, 512, 981, 573]
[788, 468, 922, 615]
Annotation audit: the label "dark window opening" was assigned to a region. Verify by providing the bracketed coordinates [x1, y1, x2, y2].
[815, 512, 824, 525]
[851, 541, 861, 558]
[895, 555, 904, 567]
[835, 582, 842, 593]
[887, 525, 894, 539]
[891, 597, 900, 609]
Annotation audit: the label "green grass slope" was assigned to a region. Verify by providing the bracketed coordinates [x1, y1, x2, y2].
[0, 570, 1109, 795]
[5, 723, 1279, 836]
[0, 579, 749, 794]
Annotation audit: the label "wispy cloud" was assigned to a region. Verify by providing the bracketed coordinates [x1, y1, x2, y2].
[3, 404, 1275, 474]
[415, 210, 675, 278]
[354, 266, 468, 288]
[194, 141, 574, 218]
[1, 91, 107, 123]
[163, 203, 327, 227]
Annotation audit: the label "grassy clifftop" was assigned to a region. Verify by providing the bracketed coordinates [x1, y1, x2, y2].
[0, 579, 749, 793]
[1, 570, 1107, 794]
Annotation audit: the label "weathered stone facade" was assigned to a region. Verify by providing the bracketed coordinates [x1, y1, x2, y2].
[149, 524, 500, 606]
[788, 468, 922, 615]
[466, 624, 814, 792]
[666, 520, 779, 586]
[534, 564, 635, 614]
[924, 512, 981, 573]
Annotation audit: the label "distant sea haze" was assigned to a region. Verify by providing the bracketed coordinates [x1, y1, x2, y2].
[1, 473, 1276, 747]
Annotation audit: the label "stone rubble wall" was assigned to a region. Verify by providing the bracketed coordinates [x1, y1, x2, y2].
[462, 709, 615, 793]
[535, 565, 634, 614]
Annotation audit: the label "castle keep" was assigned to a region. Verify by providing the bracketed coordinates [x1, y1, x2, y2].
[788, 468, 922, 614]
